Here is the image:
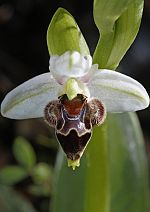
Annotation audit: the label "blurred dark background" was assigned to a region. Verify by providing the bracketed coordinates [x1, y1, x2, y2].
[0, 0, 150, 211]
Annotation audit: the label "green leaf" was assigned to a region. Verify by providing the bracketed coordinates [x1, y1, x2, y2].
[51, 150, 88, 212]
[84, 123, 109, 212]
[31, 163, 53, 185]
[51, 113, 150, 212]
[13, 137, 36, 170]
[47, 8, 90, 56]
[107, 113, 150, 212]
[29, 185, 51, 197]
[0, 166, 28, 185]
[0, 185, 37, 212]
[93, 0, 144, 69]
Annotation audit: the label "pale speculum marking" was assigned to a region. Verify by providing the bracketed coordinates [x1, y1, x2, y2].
[44, 94, 106, 161]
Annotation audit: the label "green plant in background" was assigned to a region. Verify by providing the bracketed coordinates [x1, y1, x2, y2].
[0, 0, 150, 212]
[0, 185, 37, 212]
[0, 137, 53, 201]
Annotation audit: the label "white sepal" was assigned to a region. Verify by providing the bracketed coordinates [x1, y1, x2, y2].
[88, 69, 149, 112]
[1, 73, 60, 119]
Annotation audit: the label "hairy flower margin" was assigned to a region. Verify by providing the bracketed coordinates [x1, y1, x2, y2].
[1, 51, 149, 169]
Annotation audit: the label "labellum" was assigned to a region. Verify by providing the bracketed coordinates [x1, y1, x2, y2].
[44, 94, 106, 170]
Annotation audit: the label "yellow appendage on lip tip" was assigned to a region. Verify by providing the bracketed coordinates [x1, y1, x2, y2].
[67, 158, 80, 170]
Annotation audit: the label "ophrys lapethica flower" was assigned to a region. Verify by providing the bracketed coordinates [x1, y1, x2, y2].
[1, 51, 149, 169]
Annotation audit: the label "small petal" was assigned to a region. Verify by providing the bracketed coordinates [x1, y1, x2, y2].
[88, 69, 149, 112]
[50, 51, 92, 83]
[1, 73, 60, 119]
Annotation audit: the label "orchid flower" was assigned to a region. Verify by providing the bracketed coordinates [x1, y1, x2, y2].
[1, 51, 149, 170]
